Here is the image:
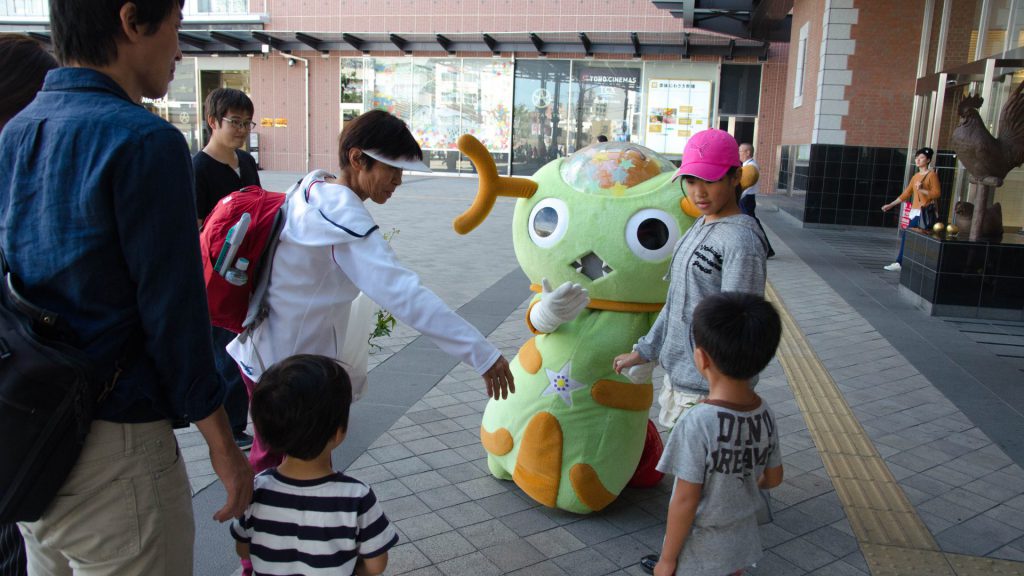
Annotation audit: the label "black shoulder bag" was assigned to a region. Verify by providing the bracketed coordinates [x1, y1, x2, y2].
[0, 248, 121, 523]
[917, 170, 939, 229]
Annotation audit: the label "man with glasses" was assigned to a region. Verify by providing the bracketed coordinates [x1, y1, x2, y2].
[194, 88, 261, 227]
[193, 87, 261, 449]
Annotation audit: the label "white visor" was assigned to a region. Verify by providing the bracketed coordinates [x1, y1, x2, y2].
[362, 149, 433, 173]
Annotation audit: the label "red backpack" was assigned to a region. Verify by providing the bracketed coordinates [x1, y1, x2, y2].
[199, 185, 290, 333]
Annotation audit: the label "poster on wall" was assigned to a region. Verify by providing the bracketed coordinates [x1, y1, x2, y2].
[644, 79, 711, 156]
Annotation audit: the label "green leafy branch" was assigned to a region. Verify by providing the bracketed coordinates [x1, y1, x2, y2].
[368, 228, 400, 352]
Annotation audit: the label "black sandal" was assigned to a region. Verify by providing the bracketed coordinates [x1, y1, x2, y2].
[640, 554, 658, 575]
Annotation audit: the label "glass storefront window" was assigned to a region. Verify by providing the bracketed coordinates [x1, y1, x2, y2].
[369, 59, 415, 122]
[143, 57, 201, 153]
[340, 57, 513, 174]
[410, 58, 462, 172]
[969, 0, 1013, 59]
[511, 60, 572, 176]
[567, 62, 642, 151]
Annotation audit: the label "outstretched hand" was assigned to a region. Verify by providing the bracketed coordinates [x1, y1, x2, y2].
[483, 355, 515, 400]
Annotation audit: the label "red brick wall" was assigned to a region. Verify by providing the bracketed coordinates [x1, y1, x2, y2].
[266, 0, 687, 33]
[759, 42, 790, 194]
[781, 0, 822, 144]
[843, 0, 923, 148]
[251, 53, 341, 173]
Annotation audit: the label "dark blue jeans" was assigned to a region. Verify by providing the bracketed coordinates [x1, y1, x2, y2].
[212, 326, 249, 435]
[896, 215, 921, 264]
[739, 194, 775, 256]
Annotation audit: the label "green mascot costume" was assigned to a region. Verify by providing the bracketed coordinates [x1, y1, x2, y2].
[455, 135, 700, 513]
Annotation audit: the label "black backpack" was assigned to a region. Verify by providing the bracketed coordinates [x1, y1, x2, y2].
[0, 248, 120, 523]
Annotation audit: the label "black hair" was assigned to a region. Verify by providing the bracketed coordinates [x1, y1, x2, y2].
[251, 354, 353, 460]
[692, 292, 782, 381]
[914, 147, 934, 162]
[338, 109, 422, 170]
[49, 0, 183, 67]
[0, 34, 57, 129]
[204, 88, 254, 129]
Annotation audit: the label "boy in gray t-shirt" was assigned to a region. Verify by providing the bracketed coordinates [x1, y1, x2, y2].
[640, 293, 784, 576]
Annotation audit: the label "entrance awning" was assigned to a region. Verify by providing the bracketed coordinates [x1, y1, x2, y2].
[22, 29, 770, 60]
[650, 0, 792, 42]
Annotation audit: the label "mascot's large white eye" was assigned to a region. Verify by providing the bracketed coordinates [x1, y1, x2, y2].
[528, 197, 569, 248]
[626, 209, 680, 261]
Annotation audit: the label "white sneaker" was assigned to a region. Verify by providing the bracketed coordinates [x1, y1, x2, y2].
[883, 262, 901, 271]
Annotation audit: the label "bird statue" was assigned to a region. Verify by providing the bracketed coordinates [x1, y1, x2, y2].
[950, 80, 1024, 240]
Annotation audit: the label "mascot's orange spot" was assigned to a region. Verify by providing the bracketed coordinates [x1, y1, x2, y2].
[513, 412, 562, 508]
[519, 337, 543, 375]
[480, 426, 513, 456]
[591, 380, 654, 411]
[569, 463, 616, 512]
[680, 196, 701, 218]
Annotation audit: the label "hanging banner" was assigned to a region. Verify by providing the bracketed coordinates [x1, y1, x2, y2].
[644, 79, 711, 156]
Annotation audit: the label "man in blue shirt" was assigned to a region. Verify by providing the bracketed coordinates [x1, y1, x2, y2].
[0, 1, 252, 573]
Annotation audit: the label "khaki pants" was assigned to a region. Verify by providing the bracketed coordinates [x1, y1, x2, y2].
[18, 420, 194, 576]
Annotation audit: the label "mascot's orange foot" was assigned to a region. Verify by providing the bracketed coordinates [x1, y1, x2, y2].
[569, 463, 616, 512]
[513, 412, 562, 508]
[480, 426, 513, 456]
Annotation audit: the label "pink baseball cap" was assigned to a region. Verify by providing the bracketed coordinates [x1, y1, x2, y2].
[673, 129, 741, 182]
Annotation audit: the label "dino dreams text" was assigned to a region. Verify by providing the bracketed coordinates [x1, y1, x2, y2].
[710, 410, 776, 475]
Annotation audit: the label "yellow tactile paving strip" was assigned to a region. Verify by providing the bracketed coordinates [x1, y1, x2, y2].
[766, 282, 1024, 576]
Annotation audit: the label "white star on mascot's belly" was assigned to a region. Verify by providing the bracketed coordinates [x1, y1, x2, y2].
[542, 361, 585, 407]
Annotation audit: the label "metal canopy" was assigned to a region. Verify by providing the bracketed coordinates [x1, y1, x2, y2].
[651, 0, 792, 42]
[21, 29, 769, 59]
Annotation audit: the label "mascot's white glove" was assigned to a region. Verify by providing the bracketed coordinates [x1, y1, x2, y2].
[529, 278, 590, 333]
[622, 362, 655, 384]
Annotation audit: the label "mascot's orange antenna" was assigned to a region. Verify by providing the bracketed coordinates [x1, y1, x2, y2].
[453, 134, 538, 235]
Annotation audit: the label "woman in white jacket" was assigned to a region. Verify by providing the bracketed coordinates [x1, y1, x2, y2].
[229, 110, 515, 472]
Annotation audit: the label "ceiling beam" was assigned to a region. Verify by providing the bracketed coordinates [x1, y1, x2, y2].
[578, 32, 593, 57]
[436, 33, 454, 54]
[178, 32, 210, 49]
[342, 33, 365, 53]
[295, 32, 327, 53]
[482, 33, 499, 55]
[529, 32, 546, 56]
[252, 31, 283, 51]
[209, 31, 243, 50]
[389, 33, 410, 54]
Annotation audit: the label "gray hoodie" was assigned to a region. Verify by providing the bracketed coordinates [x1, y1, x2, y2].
[634, 214, 768, 394]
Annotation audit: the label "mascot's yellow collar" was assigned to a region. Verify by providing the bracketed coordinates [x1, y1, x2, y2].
[529, 284, 664, 313]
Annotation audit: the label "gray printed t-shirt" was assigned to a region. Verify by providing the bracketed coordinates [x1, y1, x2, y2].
[656, 398, 781, 576]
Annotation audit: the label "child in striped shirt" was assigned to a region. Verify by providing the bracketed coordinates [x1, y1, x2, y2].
[231, 355, 397, 576]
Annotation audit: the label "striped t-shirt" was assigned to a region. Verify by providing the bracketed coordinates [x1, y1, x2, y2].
[230, 469, 398, 575]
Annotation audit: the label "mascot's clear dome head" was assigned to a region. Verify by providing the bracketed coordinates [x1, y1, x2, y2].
[559, 142, 676, 197]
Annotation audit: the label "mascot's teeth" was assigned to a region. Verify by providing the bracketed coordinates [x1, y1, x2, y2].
[572, 252, 612, 281]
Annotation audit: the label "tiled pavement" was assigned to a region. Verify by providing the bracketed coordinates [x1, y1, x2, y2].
[190, 176, 1024, 575]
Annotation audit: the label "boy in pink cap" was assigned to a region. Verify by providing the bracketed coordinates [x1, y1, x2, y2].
[614, 129, 769, 428]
